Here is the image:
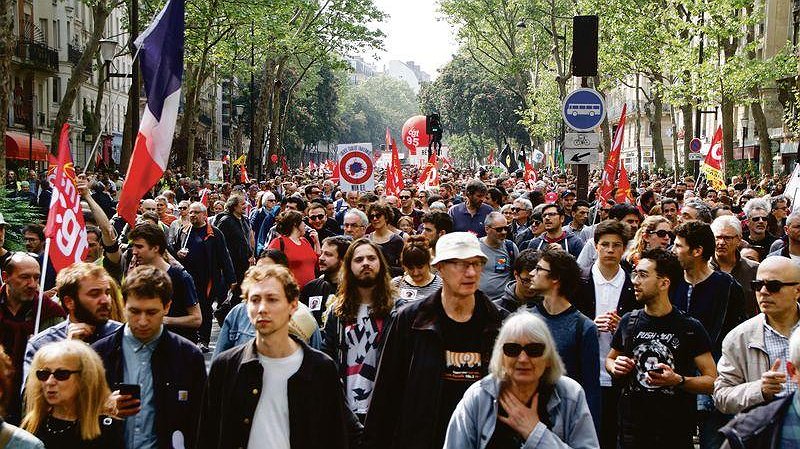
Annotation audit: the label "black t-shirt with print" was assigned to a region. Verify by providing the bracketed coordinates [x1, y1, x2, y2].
[436, 305, 487, 449]
[610, 308, 712, 448]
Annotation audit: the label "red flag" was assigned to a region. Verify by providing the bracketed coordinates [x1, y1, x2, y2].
[324, 160, 335, 172]
[615, 165, 634, 204]
[703, 126, 723, 170]
[385, 127, 403, 196]
[331, 160, 340, 182]
[199, 188, 209, 207]
[417, 152, 439, 189]
[487, 147, 495, 165]
[599, 103, 627, 205]
[524, 159, 538, 183]
[44, 124, 89, 270]
[281, 155, 289, 174]
[240, 165, 250, 183]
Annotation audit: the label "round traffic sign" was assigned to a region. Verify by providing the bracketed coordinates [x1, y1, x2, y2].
[340, 151, 374, 185]
[562, 88, 606, 132]
[690, 138, 702, 153]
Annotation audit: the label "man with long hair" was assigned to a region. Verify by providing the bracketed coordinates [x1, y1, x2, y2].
[321, 238, 396, 422]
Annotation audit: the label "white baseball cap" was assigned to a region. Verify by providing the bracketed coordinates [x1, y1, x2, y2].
[431, 232, 488, 265]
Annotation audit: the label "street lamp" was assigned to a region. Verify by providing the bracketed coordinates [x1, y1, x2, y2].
[99, 39, 117, 65]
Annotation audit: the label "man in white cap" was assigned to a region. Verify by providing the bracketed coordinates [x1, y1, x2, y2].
[365, 232, 507, 449]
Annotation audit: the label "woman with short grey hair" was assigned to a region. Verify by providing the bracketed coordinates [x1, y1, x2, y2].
[443, 312, 599, 449]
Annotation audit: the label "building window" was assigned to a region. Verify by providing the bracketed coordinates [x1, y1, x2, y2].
[52, 77, 61, 102]
[39, 19, 48, 45]
[53, 20, 60, 49]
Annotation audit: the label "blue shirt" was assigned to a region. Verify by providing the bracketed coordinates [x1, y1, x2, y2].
[122, 325, 162, 449]
[448, 202, 494, 237]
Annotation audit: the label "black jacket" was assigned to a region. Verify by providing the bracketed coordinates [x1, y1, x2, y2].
[92, 327, 207, 449]
[574, 269, 639, 319]
[363, 288, 507, 449]
[198, 336, 351, 449]
[719, 395, 794, 449]
[299, 275, 339, 326]
[215, 212, 252, 280]
[174, 222, 236, 300]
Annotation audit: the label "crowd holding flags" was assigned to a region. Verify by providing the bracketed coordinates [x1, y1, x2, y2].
[116, 0, 184, 226]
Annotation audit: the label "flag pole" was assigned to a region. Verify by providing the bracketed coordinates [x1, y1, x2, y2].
[33, 237, 52, 335]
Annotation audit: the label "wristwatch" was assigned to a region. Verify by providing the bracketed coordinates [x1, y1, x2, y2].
[677, 374, 686, 387]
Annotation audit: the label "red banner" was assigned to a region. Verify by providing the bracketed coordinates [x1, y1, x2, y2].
[524, 159, 538, 184]
[44, 124, 88, 271]
[385, 127, 404, 196]
[417, 152, 439, 189]
[615, 165, 634, 204]
[598, 103, 627, 204]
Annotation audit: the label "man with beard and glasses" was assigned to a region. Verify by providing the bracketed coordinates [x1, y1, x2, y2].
[23, 263, 122, 384]
[300, 236, 350, 326]
[321, 239, 397, 422]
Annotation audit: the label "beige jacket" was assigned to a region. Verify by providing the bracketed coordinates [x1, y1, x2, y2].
[713, 314, 771, 414]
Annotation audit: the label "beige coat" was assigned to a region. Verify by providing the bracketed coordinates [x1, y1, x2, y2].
[713, 314, 771, 414]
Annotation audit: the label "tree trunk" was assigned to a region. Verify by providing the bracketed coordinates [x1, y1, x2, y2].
[751, 92, 772, 175]
[0, 0, 13, 179]
[120, 78, 137, 170]
[650, 91, 666, 169]
[51, 1, 111, 151]
[681, 102, 693, 175]
[721, 95, 735, 178]
[670, 104, 679, 181]
[251, 59, 276, 175]
[266, 60, 286, 173]
[92, 56, 106, 136]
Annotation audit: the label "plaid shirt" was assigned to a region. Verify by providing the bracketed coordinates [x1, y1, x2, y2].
[763, 319, 800, 397]
[780, 392, 800, 449]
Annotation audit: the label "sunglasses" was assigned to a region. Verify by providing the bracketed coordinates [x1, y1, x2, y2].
[399, 196, 411, 200]
[502, 342, 546, 358]
[751, 280, 800, 293]
[750, 216, 768, 223]
[369, 214, 383, 220]
[36, 368, 80, 381]
[488, 225, 510, 233]
[648, 229, 674, 239]
[308, 214, 326, 221]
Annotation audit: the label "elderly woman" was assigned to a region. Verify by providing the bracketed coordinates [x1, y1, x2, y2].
[22, 340, 121, 448]
[444, 313, 599, 449]
[267, 210, 319, 289]
[0, 346, 44, 448]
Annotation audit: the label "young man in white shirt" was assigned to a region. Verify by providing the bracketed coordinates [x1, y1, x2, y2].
[199, 264, 350, 449]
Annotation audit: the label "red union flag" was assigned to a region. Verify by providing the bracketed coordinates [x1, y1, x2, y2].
[385, 127, 403, 196]
[417, 152, 439, 189]
[615, 164, 634, 204]
[701, 126, 726, 190]
[598, 103, 627, 204]
[44, 124, 88, 270]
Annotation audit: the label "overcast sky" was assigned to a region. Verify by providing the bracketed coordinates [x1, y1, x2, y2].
[368, 0, 460, 79]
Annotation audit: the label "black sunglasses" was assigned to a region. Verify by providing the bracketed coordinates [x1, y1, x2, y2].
[399, 195, 411, 200]
[648, 229, 674, 239]
[488, 225, 510, 233]
[308, 214, 326, 221]
[36, 368, 81, 381]
[502, 342, 546, 358]
[750, 216, 768, 223]
[369, 214, 383, 220]
[751, 280, 800, 293]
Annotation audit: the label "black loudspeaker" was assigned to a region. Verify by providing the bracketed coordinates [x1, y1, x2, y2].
[572, 15, 599, 77]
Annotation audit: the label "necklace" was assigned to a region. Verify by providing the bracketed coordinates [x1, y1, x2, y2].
[45, 415, 78, 435]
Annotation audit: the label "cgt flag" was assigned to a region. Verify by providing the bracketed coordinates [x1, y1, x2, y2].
[417, 152, 439, 189]
[45, 123, 89, 271]
[701, 126, 726, 191]
[117, 0, 184, 225]
[599, 103, 627, 205]
[615, 164, 634, 204]
[385, 127, 403, 196]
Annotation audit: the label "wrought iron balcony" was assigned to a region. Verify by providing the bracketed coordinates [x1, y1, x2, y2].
[14, 39, 59, 72]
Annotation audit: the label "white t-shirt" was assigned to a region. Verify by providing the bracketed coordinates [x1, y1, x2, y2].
[247, 347, 304, 449]
[591, 263, 626, 387]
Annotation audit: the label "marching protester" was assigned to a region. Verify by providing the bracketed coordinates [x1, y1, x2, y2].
[300, 235, 350, 325]
[0, 345, 44, 448]
[392, 236, 442, 305]
[479, 211, 518, 301]
[268, 210, 319, 289]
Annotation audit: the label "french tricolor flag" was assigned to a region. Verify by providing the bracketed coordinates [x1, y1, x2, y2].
[117, 0, 184, 225]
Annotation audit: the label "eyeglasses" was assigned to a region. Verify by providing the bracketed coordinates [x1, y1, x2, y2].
[178, 206, 187, 210]
[311, 190, 322, 195]
[647, 229, 674, 239]
[502, 342, 546, 358]
[510, 207, 521, 212]
[35, 369, 80, 381]
[533, 264, 551, 274]
[750, 216, 768, 223]
[542, 212, 560, 219]
[751, 279, 800, 293]
[308, 214, 326, 221]
[343, 223, 364, 228]
[369, 214, 383, 220]
[715, 235, 738, 242]
[487, 225, 509, 233]
[447, 260, 486, 271]
[399, 195, 411, 200]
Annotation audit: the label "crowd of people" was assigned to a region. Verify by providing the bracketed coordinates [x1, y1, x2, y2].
[0, 164, 799, 449]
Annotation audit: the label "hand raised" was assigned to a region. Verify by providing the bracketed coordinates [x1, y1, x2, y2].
[497, 390, 540, 440]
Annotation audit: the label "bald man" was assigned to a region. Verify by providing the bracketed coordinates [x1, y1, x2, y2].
[714, 256, 800, 414]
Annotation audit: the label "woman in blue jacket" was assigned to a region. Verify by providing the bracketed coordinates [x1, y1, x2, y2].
[444, 312, 599, 449]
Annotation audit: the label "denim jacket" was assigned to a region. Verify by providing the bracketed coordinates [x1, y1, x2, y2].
[213, 303, 322, 359]
[443, 374, 599, 449]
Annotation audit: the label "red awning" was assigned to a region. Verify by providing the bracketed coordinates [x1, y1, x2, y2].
[4, 131, 49, 161]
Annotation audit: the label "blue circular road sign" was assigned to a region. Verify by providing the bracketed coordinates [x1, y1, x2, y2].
[561, 88, 606, 132]
[690, 138, 702, 153]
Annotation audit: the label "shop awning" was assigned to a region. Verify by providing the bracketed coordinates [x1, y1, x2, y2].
[4, 131, 49, 161]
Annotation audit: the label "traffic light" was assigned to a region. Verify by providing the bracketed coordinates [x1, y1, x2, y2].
[426, 113, 443, 155]
[572, 15, 599, 77]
